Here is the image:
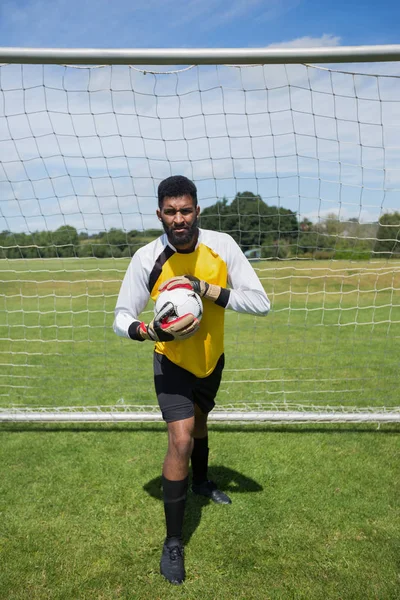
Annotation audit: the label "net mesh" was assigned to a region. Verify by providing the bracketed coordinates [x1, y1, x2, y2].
[0, 61, 399, 421]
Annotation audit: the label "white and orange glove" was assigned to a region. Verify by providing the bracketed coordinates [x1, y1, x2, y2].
[159, 275, 225, 303]
[129, 301, 200, 342]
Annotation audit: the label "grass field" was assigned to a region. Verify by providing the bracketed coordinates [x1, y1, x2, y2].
[1, 258, 400, 410]
[0, 258, 399, 598]
[0, 422, 399, 599]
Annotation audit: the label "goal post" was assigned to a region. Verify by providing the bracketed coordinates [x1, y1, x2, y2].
[1, 45, 400, 423]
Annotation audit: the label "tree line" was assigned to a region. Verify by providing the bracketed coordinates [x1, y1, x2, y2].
[0, 227, 162, 259]
[1, 192, 399, 259]
[199, 192, 398, 260]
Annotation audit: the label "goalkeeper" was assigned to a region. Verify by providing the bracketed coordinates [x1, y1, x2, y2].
[113, 175, 270, 585]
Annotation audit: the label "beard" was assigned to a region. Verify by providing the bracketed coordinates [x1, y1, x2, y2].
[162, 215, 199, 248]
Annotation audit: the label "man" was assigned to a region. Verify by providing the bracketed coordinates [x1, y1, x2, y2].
[113, 175, 270, 585]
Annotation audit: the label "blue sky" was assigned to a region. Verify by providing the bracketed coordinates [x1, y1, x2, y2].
[1, 0, 399, 50]
[0, 1, 400, 234]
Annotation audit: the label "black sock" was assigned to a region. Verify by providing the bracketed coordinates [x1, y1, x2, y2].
[191, 436, 209, 485]
[162, 475, 188, 541]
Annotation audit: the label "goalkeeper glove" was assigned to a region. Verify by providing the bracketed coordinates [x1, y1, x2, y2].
[135, 301, 200, 342]
[159, 275, 222, 302]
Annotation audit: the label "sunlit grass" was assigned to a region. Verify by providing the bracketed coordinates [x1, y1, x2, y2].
[1, 258, 399, 409]
[0, 422, 398, 599]
[0, 258, 399, 598]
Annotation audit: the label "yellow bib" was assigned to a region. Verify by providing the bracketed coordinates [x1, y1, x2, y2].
[151, 243, 227, 378]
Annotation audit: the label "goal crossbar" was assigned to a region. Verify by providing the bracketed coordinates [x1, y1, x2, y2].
[1, 44, 400, 65]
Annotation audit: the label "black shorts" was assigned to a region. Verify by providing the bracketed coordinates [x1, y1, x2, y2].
[153, 352, 225, 423]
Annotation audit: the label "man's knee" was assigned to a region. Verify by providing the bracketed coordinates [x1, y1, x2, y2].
[170, 436, 193, 460]
[167, 419, 194, 460]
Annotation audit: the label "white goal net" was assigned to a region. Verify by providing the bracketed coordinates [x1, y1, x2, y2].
[0, 47, 399, 423]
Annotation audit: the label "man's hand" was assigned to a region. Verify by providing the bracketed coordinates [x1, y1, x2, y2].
[159, 275, 221, 302]
[138, 301, 200, 342]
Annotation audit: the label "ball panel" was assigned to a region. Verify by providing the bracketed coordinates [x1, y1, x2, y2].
[155, 288, 203, 322]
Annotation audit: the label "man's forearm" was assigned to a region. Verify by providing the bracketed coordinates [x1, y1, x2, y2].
[113, 310, 139, 339]
[226, 288, 270, 316]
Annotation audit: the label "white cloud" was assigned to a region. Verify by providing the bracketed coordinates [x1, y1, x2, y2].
[267, 34, 341, 49]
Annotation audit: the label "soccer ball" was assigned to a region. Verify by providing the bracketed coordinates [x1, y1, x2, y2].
[154, 288, 203, 323]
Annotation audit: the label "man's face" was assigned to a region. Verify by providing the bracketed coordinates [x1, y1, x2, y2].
[157, 194, 200, 249]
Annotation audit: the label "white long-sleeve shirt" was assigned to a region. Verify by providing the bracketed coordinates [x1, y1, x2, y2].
[114, 228, 270, 377]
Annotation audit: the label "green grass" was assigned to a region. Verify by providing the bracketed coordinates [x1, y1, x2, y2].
[0, 258, 399, 598]
[1, 257, 400, 409]
[0, 422, 399, 599]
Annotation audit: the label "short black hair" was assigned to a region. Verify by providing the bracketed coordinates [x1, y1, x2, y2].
[157, 175, 197, 208]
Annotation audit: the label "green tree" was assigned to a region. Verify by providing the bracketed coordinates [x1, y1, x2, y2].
[143, 228, 163, 238]
[106, 228, 128, 256]
[200, 192, 298, 254]
[374, 212, 400, 258]
[0, 230, 22, 258]
[52, 226, 79, 257]
[91, 243, 111, 258]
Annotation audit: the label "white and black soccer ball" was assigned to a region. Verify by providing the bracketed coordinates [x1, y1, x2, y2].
[155, 288, 203, 323]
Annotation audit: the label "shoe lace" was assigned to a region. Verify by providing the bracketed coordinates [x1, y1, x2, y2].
[169, 545, 183, 561]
